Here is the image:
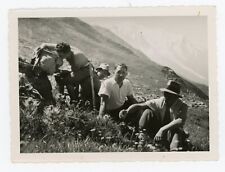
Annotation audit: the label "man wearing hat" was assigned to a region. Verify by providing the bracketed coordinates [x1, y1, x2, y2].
[96, 63, 111, 81]
[119, 80, 188, 151]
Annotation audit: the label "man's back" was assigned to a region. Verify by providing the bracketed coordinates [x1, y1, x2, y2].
[66, 52, 89, 72]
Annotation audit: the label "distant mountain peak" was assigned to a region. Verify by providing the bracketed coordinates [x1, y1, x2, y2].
[161, 66, 208, 99]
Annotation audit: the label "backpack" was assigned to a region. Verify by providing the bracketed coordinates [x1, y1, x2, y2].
[32, 48, 61, 75]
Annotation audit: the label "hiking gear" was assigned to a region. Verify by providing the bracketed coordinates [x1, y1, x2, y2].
[89, 63, 96, 110]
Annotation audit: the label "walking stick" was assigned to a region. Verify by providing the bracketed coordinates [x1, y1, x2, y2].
[89, 63, 96, 110]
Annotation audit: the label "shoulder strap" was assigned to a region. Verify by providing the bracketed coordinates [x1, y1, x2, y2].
[32, 47, 44, 70]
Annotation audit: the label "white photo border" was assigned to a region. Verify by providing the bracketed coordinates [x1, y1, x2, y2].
[9, 6, 217, 162]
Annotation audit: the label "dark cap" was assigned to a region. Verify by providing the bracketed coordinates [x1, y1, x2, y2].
[160, 80, 182, 98]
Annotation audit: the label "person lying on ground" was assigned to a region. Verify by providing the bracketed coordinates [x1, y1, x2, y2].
[98, 63, 137, 121]
[119, 80, 188, 151]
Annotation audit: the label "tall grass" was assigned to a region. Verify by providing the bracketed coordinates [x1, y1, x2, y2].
[20, 95, 160, 153]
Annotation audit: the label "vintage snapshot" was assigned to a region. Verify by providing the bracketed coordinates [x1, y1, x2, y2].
[10, 7, 217, 162]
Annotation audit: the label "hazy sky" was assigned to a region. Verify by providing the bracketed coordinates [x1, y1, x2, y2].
[81, 17, 208, 85]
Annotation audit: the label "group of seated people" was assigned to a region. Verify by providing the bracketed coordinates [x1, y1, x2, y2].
[20, 42, 189, 151]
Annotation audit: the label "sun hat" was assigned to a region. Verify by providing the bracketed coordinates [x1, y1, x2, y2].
[96, 63, 110, 76]
[160, 80, 182, 98]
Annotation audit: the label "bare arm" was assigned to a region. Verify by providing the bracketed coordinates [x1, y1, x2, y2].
[160, 118, 183, 132]
[162, 103, 188, 132]
[119, 102, 148, 119]
[154, 105, 188, 142]
[98, 95, 108, 117]
[154, 118, 183, 142]
[127, 102, 148, 114]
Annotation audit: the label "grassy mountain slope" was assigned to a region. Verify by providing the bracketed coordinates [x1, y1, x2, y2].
[19, 17, 208, 99]
[18, 17, 209, 151]
[194, 83, 209, 96]
[94, 25, 209, 100]
[19, 18, 164, 91]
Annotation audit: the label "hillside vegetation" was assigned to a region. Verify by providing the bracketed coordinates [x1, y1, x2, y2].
[19, 18, 209, 152]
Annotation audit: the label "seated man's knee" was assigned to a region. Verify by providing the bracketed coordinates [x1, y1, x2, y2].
[139, 109, 153, 129]
[170, 133, 182, 151]
[143, 109, 154, 118]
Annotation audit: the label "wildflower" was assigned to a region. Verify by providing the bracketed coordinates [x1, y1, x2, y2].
[98, 145, 104, 152]
[103, 114, 110, 120]
[147, 144, 157, 150]
[52, 107, 60, 114]
[106, 136, 112, 140]
[127, 147, 135, 151]
[128, 126, 135, 131]
[84, 100, 91, 107]
[55, 93, 63, 100]
[42, 119, 48, 124]
[112, 143, 117, 149]
[139, 141, 144, 145]
[90, 128, 96, 132]
[78, 133, 82, 138]
[137, 144, 142, 150]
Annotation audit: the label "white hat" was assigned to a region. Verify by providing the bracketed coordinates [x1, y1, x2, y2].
[96, 63, 110, 76]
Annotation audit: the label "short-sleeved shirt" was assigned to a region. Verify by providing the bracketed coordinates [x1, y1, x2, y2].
[145, 97, 188, 126]
[98, 78, 134, 110]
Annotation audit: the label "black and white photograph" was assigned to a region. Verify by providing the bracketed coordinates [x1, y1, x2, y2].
[9, 7, 217, 161]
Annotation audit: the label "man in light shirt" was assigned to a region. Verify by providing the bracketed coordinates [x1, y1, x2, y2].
[119, 80, 188, 151]
[98, 64, 137, 121]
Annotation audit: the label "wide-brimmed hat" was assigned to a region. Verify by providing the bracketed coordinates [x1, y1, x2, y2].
[160, 80, 182, 98]
[96, 63, 110, 76]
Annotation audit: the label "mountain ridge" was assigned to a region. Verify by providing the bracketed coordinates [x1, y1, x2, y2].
[93, 25, 208, 100]
[18, 17, 208, 100]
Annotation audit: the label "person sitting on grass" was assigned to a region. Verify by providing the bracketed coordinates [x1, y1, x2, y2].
[119, 80, 188, 151]
[98, 63, 137, 121]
